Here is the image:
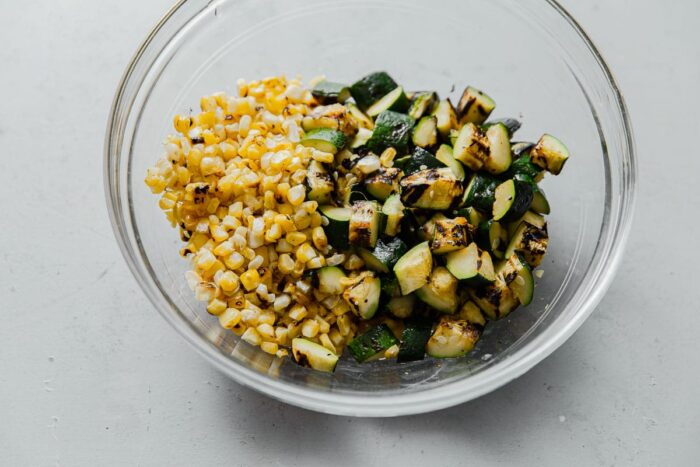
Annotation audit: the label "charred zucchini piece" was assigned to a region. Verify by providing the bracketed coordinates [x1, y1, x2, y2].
[445, 242, 496, 285]
[366, 86, 411, 117]
[530, 188, 551, 215]
[292, 338, 338, 372]
[319, 205, 351, 250]
[498, 254, 534, 306]
[399, 167, 463, 210]
[347, 323, 399, 363]
[482, 118, 521, 136]
[366, 110, 415, 155]
[316, 266, 347, 296]
[357, 237, 408, 274]
[431, 217, 471, 254]
[393, 241, 433, 295]
[343, 272, 382, 319]
[435, 144, 466, 181]
[350, 71, 399, 111]
[386, 294, 417, 319]
[364, 167, 402, 201]
[306, 160, 334, 204]
[431, 99, 459, 138]
[506, 211, 546, 237]
[412, 116, 439, 148]
[453, 123, 489, 170]
[483, 122, 512, 174]
[302, 104, 357, 136]
[349, 200, 383, 248]
[346, 102, 374, 130]
[408, 91, 438, 120]
[418, 212, 448, 241]
[530, 134, 570, 175]
[457, 86, 496, 125]
[397, 317, 433, 362]
[469, 273, 520, 320]
[475, 219, 507, 257]
[457, 300, 487, 327]
[504, 219, 549, 267]
[492, 179, 534, 222]
[416, 266, 459, 314]
[398, 147, 446, 176]
[461, 173, 500, 211]
[311, 81, 351, 104]
[426, 317, 482, 358]
[300, 128, 347, 154]
[382, 193, 405, 237]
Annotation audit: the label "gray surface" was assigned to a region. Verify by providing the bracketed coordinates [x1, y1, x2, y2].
[1, 1, 698, 465]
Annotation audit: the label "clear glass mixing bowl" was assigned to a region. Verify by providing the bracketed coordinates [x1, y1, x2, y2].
[105, 0, 636, 416]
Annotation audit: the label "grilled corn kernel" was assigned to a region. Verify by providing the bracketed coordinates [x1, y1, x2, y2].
[295, 243, 317, 263]
[286, 231, 307, 246]
[218, 271, 239, 293]
[301, 319, 320, 338]
[241, 328, 262, 346]
[239, 269, 261, 291]
[260, 341, 279, 355]
[224, 252, 245, 270]
[288, 304, 308, 321]
[207, 298, 227, 316]
[218, 308, 242, 329]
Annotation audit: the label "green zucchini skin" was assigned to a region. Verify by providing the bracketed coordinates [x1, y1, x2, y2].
[300, 128, 348, 154]
[311, 81, 351, 104]
[461, 173, 500, 212]
[408, 92, 438, 120]
[319, 205, 351, 250]
[347, 323, 399, 362]
[481, 118, 521, 136]
[506, 154, 543, 181]
[366, 86, 411, 117]
[493, 179, 534, 222]
[397, 147, 446, 175]
[397, 318, 433, 362]
[357, 237, 408, 274]
[350, 71, 399, 111]
[366, 110, 415, 155]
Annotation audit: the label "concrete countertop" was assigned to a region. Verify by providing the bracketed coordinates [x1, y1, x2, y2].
[1, 1, 698, 465]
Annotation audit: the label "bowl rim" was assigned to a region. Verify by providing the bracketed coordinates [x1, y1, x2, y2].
[104, 0, 637, 416]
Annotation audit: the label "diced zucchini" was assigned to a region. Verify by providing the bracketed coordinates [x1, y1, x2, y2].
[457, 86, 496, 125]
[350, 71, 399, 111]
[507, 211, 546, 237]
[364, 167, 401, 201]
[398, 209, 424, 245]
[300, 128, 347, 154]
[366, 86, 411, 117]
[445, 242, 496, 285]
[306, 160, 334, 204]
[475, 219, 507, 256]
[504, 219, 548, 267]
[292, 338, 339, 372]
[530, 188, 551, 214]
[498, 254, 534, 306]
[311, 81, 351, 104]
[319, 205, 351, 250]
[316, 266, 347, 295]
[469, 273, 520, 320]
[302, 104, 357, 136]
[347, 323, 399, 363]
[412, 116, 438, 148]
[483, 122, 512, 174]
[346, 102, 374, 130]
[530, 134, 570, 175]
[456, 206, 484, 230]
[418, 213, 448, 241]
[349, 127, 373, 151]
[431, 217, 471, 254]
[457, 300, 487, 327]
[349, 200, 383, 248]
[399, 167, 463, 210]
[416, 266, 459, 314]
[393, 241, 433, 295]
[431, 99, 459, 137]
[426, 317, 481, 358]
[492, 179, 534, 222]
[506, 153, 542, 181]
[381, 276, 402, 299]
[435, 144, 466, 181]
[366, 110, 415, 155]
[343, 272, 382, 319]
[482, 118, 521, 136]
[408, 91, 438, 120]
[511, 141, 535, 157]
[398, 147, 446, 175]
[397, 317, 433, 362]
[461, 173, 500, 211]
[386, 294, 416, 319]
[382, 193, 404, 236]
[357, 237, 408, 274]
[453, 123, 489, 170]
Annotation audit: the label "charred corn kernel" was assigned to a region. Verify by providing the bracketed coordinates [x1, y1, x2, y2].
[218, 308, 241, 328]
[256, 323, 275, 339]
[241, 328, 262, 346]
[239, 269, 260, 291]
[287, 322, 302, 340]
[295, 243, 316, 263]
[311, 227, 328, 250]
[288, 304, 308, 321]
[218, 271, 239, 293]
[329, 328, 344, 347]
[286, 231, 307, 246]
[210, 225, 229, 242]
[224, 252, 245, 270]
[306, 256, 325, 269]
[207, 298, 227, 316]
[196, 249, 217, 270]
[275, 327, 289, 346]
[264, 223, 282, 242]
[273, 293, 291, 311]
[174, 114, 192, 134]
[260, 341, 279, 355]
[316, 316, 331, 334]
[301, 319, 320, 338]
[277, 253, 295, 274]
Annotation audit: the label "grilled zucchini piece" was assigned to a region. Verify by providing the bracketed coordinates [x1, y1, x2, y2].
[364, 167, 402, 201]
[416, 266, 459, 314]
[408, 91, 438, 120]
[431, 99, 459, 137]
[319, 205, 351, 250]
[292, 338, 339, 372]
[498, 254, 534, 306]
[343, 272, 382, 319]
[530, 134, 570, 175]
[399, 168, 463, 210]
[349, 200, 383, 248]
[366, 86, 411, 117]
[469, 273, 520, 320]
[457, 86, 496, 125]
[311, 81, 351, 104]
[492, 179, 534, 222]
[483, 122, 512, 174]
[475, 219, 507, 257]
[457, 300, 487, 327]
[412, 116, 438, 148]
[382, 193, 404, 237]
[445, 242, 496, 285]
[306, 160, 334, 204]
[397, 147, 446, 176]
[393, 241, 433, 295]
[461, 173, 500, 211]
[302, 104, 357, 137]
[350, 71, 399, 111]
[357, 237, 408, 274]
[453, 123, 489, 170]
[397, 317, 433, 362]
[425, 317, 482, 358]
[347, 323, 399, 362]
[505, 219, 549, 267]
[300, 128, 348, 154]
[386, 294, 417, 319]
[435, 144, 466, 181]
[431, 217, 471, 254]
[366, 110, 415, 155]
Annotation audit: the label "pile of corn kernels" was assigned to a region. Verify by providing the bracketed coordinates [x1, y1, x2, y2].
[145, 76, 362, 359]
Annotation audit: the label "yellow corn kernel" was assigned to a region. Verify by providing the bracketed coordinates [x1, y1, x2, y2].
[202, 131, 219, 146]
[224, 252, 245, 270]
[275, 327, 289, 346]
[275, 348, 289, 358]
[319, 333, 336, 354]
[301, 319, 320, 338]
[295, 243, 317, 263]
[218, 308, 242, 329]
[256, 323, 276, 339]
[286, 184, 306, 206]
[218, 271, 239, 293]
[207, 298, 227, 316]
[288, 304, 308, 321]
[196, 111, 217, 128]
[239, 269, 260, 291]
[213, 241, 234, 257]
[337, 314, 352, 336]
[196, 249, 217, 270]
[260, 341, 279, 355]
[276, 182, 290, 199]
[241, 328, 262, 346]
[329, 328, 344, 348]
[285, 231, 307, 246]
[200, 156, 225, 176]
[173, 114, 192, 134]
[311, 150, 334, 164]
[210, 224, 229, 243]
[316, 316, 331, 334]
[311, 226, 328, 250]
[384, 344, 400, 359]
[306, 256, 325, 269]
[264, 223, 282, 243]
[277, 253, 295, 274]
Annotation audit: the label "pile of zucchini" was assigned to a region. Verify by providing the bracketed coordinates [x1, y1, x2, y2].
[293, 71, 569, 371]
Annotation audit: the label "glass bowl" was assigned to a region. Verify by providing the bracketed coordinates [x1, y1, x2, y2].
[104, 0, 636, 416]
